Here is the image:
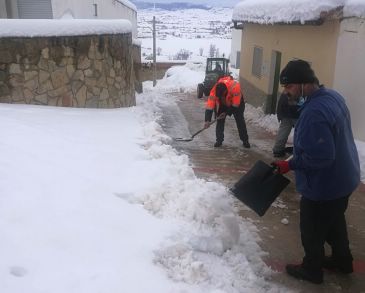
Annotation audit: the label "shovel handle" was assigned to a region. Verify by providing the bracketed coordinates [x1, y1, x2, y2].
[191, 119, 217, 138]
[285, 155, 293, 161]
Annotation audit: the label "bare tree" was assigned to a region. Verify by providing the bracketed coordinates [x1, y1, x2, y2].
[209, 44, 216, 58]
[175, 49, 190, 60]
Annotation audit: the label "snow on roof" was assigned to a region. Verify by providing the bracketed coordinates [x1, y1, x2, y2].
[115, 0, 137, 12]
[232, 0, 365, 25]
[0, 19, 132, 38]
[344, 0, 365, 17]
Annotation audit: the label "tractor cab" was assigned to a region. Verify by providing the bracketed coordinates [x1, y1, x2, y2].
[197, 57, 230, 99]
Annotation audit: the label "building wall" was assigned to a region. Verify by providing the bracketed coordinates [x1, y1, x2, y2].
[0, 0, 7, 17]
[230, 28, 241, 68]
[1, 0, 19, 18]
[240, 21, 340, 108]
[334, 18, 365, 141]
[51, 0, 138, 38]
[0, 33, 135, 108]
[1, 0, 137, 38]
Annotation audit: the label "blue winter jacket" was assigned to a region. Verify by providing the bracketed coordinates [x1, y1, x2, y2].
[288, 87, 360, 201]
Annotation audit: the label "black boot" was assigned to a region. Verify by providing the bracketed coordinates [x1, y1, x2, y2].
[286, 264, 323, 284]
[214, 141, 222, 147]
[243, 141, 251, 148]
[322, 256, 353, 274]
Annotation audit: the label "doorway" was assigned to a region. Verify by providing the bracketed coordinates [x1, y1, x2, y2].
[267, 50, 282, 114]
[236, 51, 241, 69]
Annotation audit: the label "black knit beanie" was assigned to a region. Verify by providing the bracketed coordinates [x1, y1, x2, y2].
[215, 83, 227, 98]
[280, 59, 317, 85]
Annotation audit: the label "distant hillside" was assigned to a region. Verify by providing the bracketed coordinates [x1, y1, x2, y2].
[130, 1, 210, 10]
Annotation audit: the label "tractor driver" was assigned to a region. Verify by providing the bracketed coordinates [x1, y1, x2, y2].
[214, 63, 222, 72]
[204, 76, 250, 148]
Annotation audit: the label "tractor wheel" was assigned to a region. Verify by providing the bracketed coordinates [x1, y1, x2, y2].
[197, 83, 204, 99]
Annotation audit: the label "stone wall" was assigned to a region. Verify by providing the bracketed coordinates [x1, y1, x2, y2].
[132, 44, 142, 93]
[0, 33, 135, 108]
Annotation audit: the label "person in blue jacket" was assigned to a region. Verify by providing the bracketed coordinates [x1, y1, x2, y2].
[272, 59, 360, 284]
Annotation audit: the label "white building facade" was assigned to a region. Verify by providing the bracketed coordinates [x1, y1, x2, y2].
[333, 18, 365, 141]
[230, 28, 241, 69]
[0, 0, 137, 38]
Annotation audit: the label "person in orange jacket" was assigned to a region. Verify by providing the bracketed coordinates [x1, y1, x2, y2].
[204, 76, 250, 148]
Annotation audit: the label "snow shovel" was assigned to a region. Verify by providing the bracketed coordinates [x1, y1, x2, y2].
[174, 119, 217, 142]
[230, 157, 291, 217]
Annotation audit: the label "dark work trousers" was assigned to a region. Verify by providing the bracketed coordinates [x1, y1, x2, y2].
[216, 101, 249, 144]
[300, 195, 353, 271]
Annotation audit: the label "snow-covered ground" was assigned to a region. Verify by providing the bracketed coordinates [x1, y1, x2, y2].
[138, 0, 239, 7]
[138, 8, 233, 61]
[0, 63, 285, 293]
[1, 63, 364, 293]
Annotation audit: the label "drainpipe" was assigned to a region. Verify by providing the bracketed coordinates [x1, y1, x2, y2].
[153, 16, 157, 87]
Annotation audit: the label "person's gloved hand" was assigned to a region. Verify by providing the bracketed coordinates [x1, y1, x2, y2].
[217, 112, 227, 120]
[204, 121, 211, 129]
[226, 108, 234, 116]
[272, 160, 290, 174]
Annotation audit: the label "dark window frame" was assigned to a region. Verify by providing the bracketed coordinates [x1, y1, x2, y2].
[252, 46, 263, 78]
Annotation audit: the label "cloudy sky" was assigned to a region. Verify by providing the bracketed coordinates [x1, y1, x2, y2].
[136, 0, 241, 7]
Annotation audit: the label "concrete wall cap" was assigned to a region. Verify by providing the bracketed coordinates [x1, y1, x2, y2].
[0, 19, 132, 38]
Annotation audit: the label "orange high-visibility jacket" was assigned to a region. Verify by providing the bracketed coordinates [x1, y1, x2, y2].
[206, 76, 243, 111]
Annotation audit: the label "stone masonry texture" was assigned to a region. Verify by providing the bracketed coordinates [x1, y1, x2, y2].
[0, 33, 135, 108]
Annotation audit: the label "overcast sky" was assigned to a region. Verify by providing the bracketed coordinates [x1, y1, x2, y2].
[136, 0, 241, 7]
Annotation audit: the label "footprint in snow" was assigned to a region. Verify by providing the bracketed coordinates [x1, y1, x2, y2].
[10, 266, 27, 277]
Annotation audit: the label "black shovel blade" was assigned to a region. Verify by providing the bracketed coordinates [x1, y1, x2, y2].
[174, 137, 193, 142]
[230, 160, 290, 217]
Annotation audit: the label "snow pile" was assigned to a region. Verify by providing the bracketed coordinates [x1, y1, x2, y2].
[244, 104, 280, 135]
[134, 89, 281, 292]
[0, 105, 178, 293]
[146, 62, 205, 93]
[0, 19, 132, 37]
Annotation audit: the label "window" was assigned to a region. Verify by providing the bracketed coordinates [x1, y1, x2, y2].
[252, 46, 263, 78]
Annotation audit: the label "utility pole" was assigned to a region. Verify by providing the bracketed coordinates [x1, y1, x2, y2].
[153, 16, 157, 87]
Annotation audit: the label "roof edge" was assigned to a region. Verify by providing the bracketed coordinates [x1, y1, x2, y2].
[232, 6, 345, 26]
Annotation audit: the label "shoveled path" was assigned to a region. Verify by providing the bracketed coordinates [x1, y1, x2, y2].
[161, 91, 365, 293]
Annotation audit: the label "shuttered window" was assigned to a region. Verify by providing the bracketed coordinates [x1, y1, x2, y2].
[17, 0, 53, 19]
[252, 46, 263, 78]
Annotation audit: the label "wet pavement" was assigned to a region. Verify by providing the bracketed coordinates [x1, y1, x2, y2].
[161, 91, 365, 293]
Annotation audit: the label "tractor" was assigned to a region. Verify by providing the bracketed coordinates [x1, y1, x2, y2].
[197, 57, 230, 99]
